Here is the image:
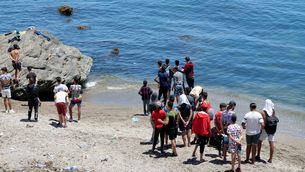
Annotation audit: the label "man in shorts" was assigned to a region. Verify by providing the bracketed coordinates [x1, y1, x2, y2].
[53, 77, 68, 94]
[0, 67, 15, 113]
[9, 44, 21, 83]
[55, 90, 69, 128]
[242, 103, 264, 164]
[164, 101, 178, 156]
[69, 76, 82, 122]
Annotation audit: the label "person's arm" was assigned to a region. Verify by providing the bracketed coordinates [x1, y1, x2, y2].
[154, 75, 159, 84]
[186, 108, 193, 125]
[9, 52, 15, 61]
[241, 115, 246, 129]
[178, 111, 186, 124]
[138, 87, 142, 95]
[261, 111, 266, 129]
[65, 94, 70, 105]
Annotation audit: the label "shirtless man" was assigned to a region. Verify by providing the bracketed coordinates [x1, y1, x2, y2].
[9, 44, 21, 83]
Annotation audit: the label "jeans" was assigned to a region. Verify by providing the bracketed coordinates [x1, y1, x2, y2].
[152, 127, 165, 152]
[186, 77, 194, 89]
[28, 99, 39, 120]
[142, 99, 150, 115]
[158, 87, 168, 103]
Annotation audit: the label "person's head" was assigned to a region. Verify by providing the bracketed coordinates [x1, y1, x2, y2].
[231, 114, 237, 124]
[175, 60, 179, 66]
[227, 100, 236, 110]
[250, 103, 257, 111]
[56, 77, 62, 84]
[165, 58, 170, 65]
[185, 56, 190, 62]
[13, 44, 20, 50]
[197, 104, 207, 112]
[156, 101, 162, 110]
[157, 60, 162, 67]
[202, 91, 208, 100]
[169, 95, 175, 103]
[143, 80, 147, 86]
[1, 67, 8, 74]
[7, 47, 12, 53]
[151, 92, 158, 102]
[219, 103, 227, 111]
[167, 101, 173, 110]
[184, 87, 192, 95]
[160, 64, 166, 72]
[27, 66, 32, 72]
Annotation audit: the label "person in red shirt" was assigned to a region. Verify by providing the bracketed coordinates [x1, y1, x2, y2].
[191, 105, 211, 162]
[183, 56, 194, 88]
[214, 103, 227, 157]
[200, 91, 214, 120]
[151, 101, 167, 153]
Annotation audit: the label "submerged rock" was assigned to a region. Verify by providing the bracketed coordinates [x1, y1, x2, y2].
[0, 29, 93, 100]
[58, 5, 73, 16]
[77, 25, 90, 30]
[111, 48, 120, 55]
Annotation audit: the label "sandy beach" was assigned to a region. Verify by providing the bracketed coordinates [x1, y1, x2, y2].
[0, 88, 304, 172]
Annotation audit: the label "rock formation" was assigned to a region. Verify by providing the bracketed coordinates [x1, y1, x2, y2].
[0, 29, 93, 100]
[58, 5, 73, 16]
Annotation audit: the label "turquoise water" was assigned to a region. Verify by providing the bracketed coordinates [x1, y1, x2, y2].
[0, 0, 304, 111]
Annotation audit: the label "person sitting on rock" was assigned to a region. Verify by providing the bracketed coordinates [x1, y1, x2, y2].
[8, 44, 21, 84]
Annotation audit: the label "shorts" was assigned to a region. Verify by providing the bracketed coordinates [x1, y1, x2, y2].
[167, 128, 177, 140]
[178, 119, 192, 131]
[70, 99, 82, 107]
[12, 61, 22, 71]
[56, 102, 67, 116]
[1, 88, 11, 98]
[259, 129, 275, 142]
[174, 85, 183, 97]
[246, 133, 260, 145]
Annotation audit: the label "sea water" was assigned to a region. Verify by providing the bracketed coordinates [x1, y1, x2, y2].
[0, 0, 304, 137]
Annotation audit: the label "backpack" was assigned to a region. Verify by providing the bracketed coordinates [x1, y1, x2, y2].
[265, 114, 279, 135]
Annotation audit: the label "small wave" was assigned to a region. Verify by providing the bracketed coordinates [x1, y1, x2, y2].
[106, 86, 128, 90]
[86, 81, 97, 88]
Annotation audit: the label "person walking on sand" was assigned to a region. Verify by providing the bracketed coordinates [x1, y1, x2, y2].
[242, 103, 264, 164]
[69, 76, 83, 122]
[138, 80, 153, 116]
[0, 67, 15, 113]
[182, 56, 194, 89]
[26, 80, 41, 121]
[154, 65, 169, 105]
[164, 101, 179, 156]
[55, 90, 69, 128]
[151, 101, 167, 154]
[227, 114, 242, 172]
[53, 77, 68, 94]
[191, 105, 211, 162]
[177, 93, 193, 147]
[220, 100, 236, 162]
[256, 99, 279, 163]
[8, 44, 21, 83]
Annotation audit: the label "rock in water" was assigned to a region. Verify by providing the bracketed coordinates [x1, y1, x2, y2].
[0, 29, 93, 100]
[111, 48, 120, 55]
[58, 5, 73, 16]
[77, 26, 90, 30]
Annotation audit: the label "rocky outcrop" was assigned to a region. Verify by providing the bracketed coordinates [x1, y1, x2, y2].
[58, 5, 73, 16]
[0, 29, 93, 100]
[77, 25, 90, 30]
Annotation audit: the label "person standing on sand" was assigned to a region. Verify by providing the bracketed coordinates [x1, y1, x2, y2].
[26, 66, 37, 84]
[69, 76, 83, 122]
[54, 90, 69, 128]
[182, 57, 194, 89]
[138, 80, 153, 116]
[214, 103, 227, 157]
[227, 114, 242, 172]
[148, 92, 158, 144]
[8, 44, 21, 83]
[151, 101, 167, 154]
[191, 105, 211, 162]
[242, 103, 264, 164]
[164, 101, 179, 156]
[154, 65, 169, 105]
[0, 67, 15, 113]
[256, 99, 279, 163]
[164, 58, 173, 96]
[220, 100, 236, 162]
[172, 67, 184, 103]
[53, 77, 68, 94]
[200, 91, 214, 120]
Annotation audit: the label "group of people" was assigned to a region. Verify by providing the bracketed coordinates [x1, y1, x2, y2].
[1, 42, 83, 128]
[138, 57, 279, 172]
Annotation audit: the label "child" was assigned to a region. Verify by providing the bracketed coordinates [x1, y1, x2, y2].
[191, 106, 211, 162]
[55, 90, 69, 128]
[151, 101, 167, 153]
[163, 95, 175, 146]
[214, 103, 227, 157]
[138, 80, 153, 115]
[164, 101, 178, 156]
[227, 115, 242, 172]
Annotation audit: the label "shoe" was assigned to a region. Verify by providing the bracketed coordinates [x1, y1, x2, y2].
[69, 118, 73, 122]
[5, 110, 9, 113]
[255, 156, 261, 161]
[267, 159, 272, 163]
[34, 118, 38, 122]
[235, 167, 241, 172]
[9, 110, 15, 113]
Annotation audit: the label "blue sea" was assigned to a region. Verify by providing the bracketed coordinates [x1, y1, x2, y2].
[0, 1, 304, 112]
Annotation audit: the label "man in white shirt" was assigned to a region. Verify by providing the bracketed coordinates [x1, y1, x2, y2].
[55, 90, 69, 128]
[242, 103, 264, 164]
[53, 77, 68, 94]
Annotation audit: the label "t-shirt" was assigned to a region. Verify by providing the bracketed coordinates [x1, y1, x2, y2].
[227, 123, 242, 146]
[190, 86, 203, 98]
[214, 111, 223, 133]
[138, 86, 152, 100]
[26, 72, 37, 83]
[166, 110, 177, 129]
[192, 111, 211, 137]
[186, 95, 196, 111]
[54, 91, 68, 103]
[201, 100, 212, 112]
[53, 84, 68, 93]
[173, 71, 183, 85]
[222, 110, 235, 128]
[158, 71, 169, 88]
[184, 62, 194, 79]
[26, 84, 39, 101]
[0, 73, 12, 89]
[70, 84, 82, 99]
[242, 111, 264, 136]
[151, 109, 167, 128]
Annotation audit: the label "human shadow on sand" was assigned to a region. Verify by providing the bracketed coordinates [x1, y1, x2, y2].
[20, 119, 37, 122]
[209, 159, 224, 165]
[205, 153, 219, 158]
[183, 157, 203, 165]
[142, 150, 172, 159]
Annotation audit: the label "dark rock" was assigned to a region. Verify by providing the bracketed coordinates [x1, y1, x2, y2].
[77, 26, 90, 30]
[58, 5, 73, 16]
[111, 48, 120, 55]
[0, 29, 93, 100]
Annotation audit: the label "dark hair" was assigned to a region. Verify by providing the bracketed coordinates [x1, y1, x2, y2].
[165, 58, 170, 64]
[169, 95, 175, 102]
[228, 100, 236, 108]
[160, 64, 166, 72]
[157, 60, 162, 67]
[185, 87, 192, 95]
[56, 77, 62, 83]
[13, 44, 20, 50]
[143, 80, 147, 86]
[231, 114, 237, 123]
[167, 101, 173, 109]
[185, 56, 190, 62]
[27, 66, 32, 71]
[7, 47, 12, 53]
[202, 91, 208, 100]
[1, 67, 8, 72]
[250, 103, 256, 110]
[219, 103, 227, 109]
[175, 60, 179, 66]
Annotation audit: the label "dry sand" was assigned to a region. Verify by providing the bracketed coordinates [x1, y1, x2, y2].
[0, 98, 304, 172]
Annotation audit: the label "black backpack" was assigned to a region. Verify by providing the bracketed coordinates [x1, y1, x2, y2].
[265, 114, 279, 135]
